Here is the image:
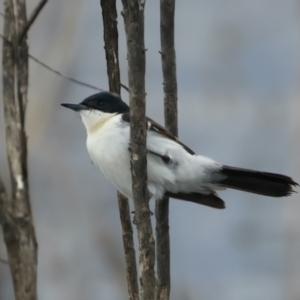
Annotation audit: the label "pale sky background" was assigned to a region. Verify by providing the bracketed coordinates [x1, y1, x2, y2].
[0, 0, 300, 299]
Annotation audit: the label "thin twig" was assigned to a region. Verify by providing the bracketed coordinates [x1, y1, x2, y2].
[0, 34, 100, 92]
[156, 0, 178, 299]
[100, 0, 139, 299]
[1, 17, 130, 93]
[121, 83, 129, 92]
[121, 0, 156, 299]
[29, 54, 131, 92]
[18, 0, 48, 44]
[28, 54, 104, 92]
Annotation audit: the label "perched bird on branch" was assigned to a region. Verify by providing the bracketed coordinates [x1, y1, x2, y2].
[62, 92, 298, 209]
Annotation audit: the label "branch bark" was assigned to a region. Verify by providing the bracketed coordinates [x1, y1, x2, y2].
[121, 1, 156, 299]
[100, 1, 139, 299]
[18, 0, 48, 44]
[1, 0, 38, 299]
[117, 193, 140, 300]
[156, 0, 178, 299]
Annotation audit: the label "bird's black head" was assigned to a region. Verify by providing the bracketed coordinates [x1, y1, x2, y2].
[61, 92, 129, 114]
[81, 92, 129, 114]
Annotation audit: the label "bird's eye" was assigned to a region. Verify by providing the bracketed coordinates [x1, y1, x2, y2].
[98, 101, 105, 108]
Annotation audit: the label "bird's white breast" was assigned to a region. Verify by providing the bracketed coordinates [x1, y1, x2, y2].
[86, 115, 134, 198]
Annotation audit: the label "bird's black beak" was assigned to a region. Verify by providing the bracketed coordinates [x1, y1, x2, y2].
[61, 103, 89, 111]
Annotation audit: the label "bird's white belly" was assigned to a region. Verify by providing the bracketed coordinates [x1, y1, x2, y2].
[86, 122, 168, 199]
[87, 125, 134, 198]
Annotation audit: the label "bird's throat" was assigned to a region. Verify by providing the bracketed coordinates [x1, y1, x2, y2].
[88, 114, 116, 134]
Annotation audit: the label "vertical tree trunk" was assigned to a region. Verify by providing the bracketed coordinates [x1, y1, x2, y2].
[0, 0, 38, 299]
[121, 1, 156, 299]
[156, 0, 178, 299]
[100, 1, 139, 299]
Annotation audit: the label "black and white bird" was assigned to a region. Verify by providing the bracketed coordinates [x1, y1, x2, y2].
[61, 92, 298, 209]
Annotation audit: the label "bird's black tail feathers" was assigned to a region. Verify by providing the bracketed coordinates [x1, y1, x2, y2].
[165, 166, 297, 210]
[218, 165, 298, 197]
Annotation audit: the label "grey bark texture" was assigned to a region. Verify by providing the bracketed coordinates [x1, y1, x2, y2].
[117, 193, 140, 300]
[0, 0, 38, 299]
[156, 0, 178, 299]
[100, 1, 139, 299]
[121, 0, 157, 299]
[18, 0, 48, 44]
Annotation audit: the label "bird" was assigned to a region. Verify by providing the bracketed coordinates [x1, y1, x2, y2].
[61, 91, 298, 209]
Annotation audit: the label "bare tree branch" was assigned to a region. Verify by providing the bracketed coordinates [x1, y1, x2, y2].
[117, 193, 140, 300]
[2, 11, 131, 95]
[100, 1, 139, 299]
[160, 0, 178, 136]
[100, 0, 120, 90]
[155, 196, 170, 300]
[156, 0, 178, 299]
[18, 0, 48, 44]
[0, 175, 9, 224]
[121, 83, 130, 92]
[16, 0, 29, 120]
[121, 0, 156, 299]
[29, 53, 130, 92]
[28, 54, 105, 92]
[1, 0, 38, 299]
[0, 174, 10, 269]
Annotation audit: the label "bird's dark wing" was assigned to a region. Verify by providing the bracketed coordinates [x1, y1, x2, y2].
[121, 112, 195, 155]
[165, 191, 225, 209]
[122, 112, 226, 209]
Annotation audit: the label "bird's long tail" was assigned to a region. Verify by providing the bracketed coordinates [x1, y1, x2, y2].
[216, 165, 298, 197]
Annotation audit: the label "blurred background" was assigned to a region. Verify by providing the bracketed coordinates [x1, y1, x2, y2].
[0, 0, 300, 299]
